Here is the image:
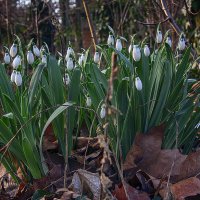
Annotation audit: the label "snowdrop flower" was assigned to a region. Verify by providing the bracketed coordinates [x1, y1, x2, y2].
[195, 122, 200, 129]
[86, 96, 92, 107]
[128, 44, 132, 54]
[107, 34, 114, 46]
[116, 39, 122, 51]
[40, 46, 45, 55]
[63, 74, 70, 85]
[165, 36, 172, 47]
[12, 55, 21, 69]
[10, 70, 16, 82]
[66, 57, 74, 70]
[135, 77, 142, 91]
[15, 71, 22, 86]
[78, 54, 85, 66]
[178, 37, 186, 51]
[144, 45, 150, 57]
[132, 45, 141, 61]
[33, 45, 40, 57]
[94, 52, 100, 63]
[156, 30, 162, 44]
[65, 47, 74, 61]
[100, 104, 106, 119]
[27, 51, 34, 64]
[41, 55, 47, 64]
[10, 44, 18, 57]
[4, 53, 11, 64]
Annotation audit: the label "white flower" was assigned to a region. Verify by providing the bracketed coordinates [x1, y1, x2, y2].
[65, 47, 74, 61]
[10, 70, 16, 82]
[15, 71, 22, 86]
[195, 122, 200, 129]
[135, 77, 142, 91]
[78, 54, 85, 66]
[94, 52, 100, 63]
[10, 44, 18, 57]
[41, 55, 47, 64]
[4, 53, 11, 64]
[63, 74, 70, 85]
[116, 39, 122, 51]
[156, 30, 162, 44]
[33, 45, 40, 57]
[40, 46, 45, 55]
[66, 57, 74, 70]
[27, 51, 34, 64]
[12, 55, 21, 69]
[86, 96, 92, 107]
[144, 45, 150, 57]
[166, 36, 172, 47]
[132, 45, 141, 61]
[128, 44, 132, 54]
[178, 38, 186, 51]
[100, 104, 106, 119]
[107, 34, 114, 46]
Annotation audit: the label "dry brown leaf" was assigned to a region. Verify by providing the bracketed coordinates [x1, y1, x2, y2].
[70, 169, 101, 200]
[124, 125, 200, 183]
[112, 182, 150, 200]
[160, 177, 200, 200]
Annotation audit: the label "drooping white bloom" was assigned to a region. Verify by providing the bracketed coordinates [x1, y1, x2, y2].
[178, 37, 186, 51]
[107, 34, 114, 46]
[66, 57, 74, 70]
[41, 55, 47, 64]
[94, 52, 100, 63]
[12, 55, 21, 69]
[116, 39, 122, 51]
[40, 46, 45, 55]
[144, 45, 150, 57]
[4, 53, 11, 64]
[195, 121, 200, 129]
[15, 71, 22, 86]
[156, 30, 162, 44]
[78, 54, 85, 66]
[132, 45, 141, 61]
[27, 51, 34, 64]
[86, 96, 92, 107]
[128, 44, 132, 54]
[10, 70, 16, 82]
[100, 104, 106, 119]
[63, 74, 70, 85]
[65, 47, 74, 61]
[166, 36, 172, 47]
[10, 44, 18, 57]
[33, 45, 40, 57]
[135, 77, 142, 91]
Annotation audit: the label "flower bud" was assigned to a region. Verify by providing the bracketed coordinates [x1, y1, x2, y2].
[4, 53, 11, 64]
[100, 104, 106, 119]
[63, 74, 70, 85]
[41, 55, 47, 64]
[86, 96, 92, 107]
[116, 39, 122, 51]
[94, 52, 100, 63]
[156, 30, 162, 44]
[135, 77, 142, 91]
[107, 34, 114, 46]
[10, 70, 16, 82]
[66, 57, 74, 70]
[144, 45, 150, 57]
[165, 36, 172, 47]
[132, 45, 141, 61]
[178, 37, 186, 51]
[15, 72, 22, 86]
[33, 45, 40, 57]
[27, 51, 34, 64]
[10, 44, 18, 57]
[128, 44, 132, 54]
[12, 55, 21, 69]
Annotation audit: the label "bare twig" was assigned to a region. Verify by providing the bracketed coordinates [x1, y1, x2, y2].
[137, 17, 169, 26]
